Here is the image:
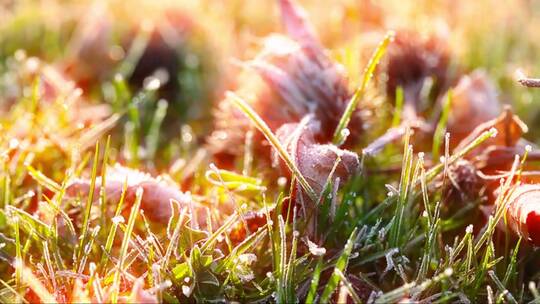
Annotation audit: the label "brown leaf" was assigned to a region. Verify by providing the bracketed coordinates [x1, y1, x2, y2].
[209, 0, 362, 163]
[440, 159, 482, 201]
[66, 164, 194, 224]
[229, 116, 361, 240]
[276, 117, 360, 204]
[278, 0, 322, 56]
[446, 71, 500, 146]
[455, 106, 528, 158]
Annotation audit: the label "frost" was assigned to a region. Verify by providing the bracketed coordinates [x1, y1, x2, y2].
[143, 76, 161, 91]
[112, 216, 125, 225]
[277, 177, 288, 187]
[238, 253, 257, 264]
[307, 239, 326, 256]
[383, 248, 399, 274]
[182, 285, 193, 297]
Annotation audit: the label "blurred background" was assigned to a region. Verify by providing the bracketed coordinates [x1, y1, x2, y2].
[2, 0, 540, 163]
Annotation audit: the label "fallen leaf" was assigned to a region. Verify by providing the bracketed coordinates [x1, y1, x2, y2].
[447, 70, 501, 146]
[456, 106, 527, 152]
[276, 117, 360, 204]
[66, 164, 195, 224]
[209, 0, 362, 164]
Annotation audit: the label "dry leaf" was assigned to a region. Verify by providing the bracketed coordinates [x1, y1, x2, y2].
[440, 159, 482, 201]
[276, 117, 360, 204]
[456, 106, 527, 152]
[66, 164, 194, 224]
[447, 70, 501, 146]
[454, 106, 529, 175]
[229, 117, 359, 241]
[229, 209, 269, 243]
[209, 0, 362, 163]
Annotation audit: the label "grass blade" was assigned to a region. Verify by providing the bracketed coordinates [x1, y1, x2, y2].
[332, 31, 394, 145]
[145, 99, 168, 161]
[111, 187, 143, 303]
[77, 141, 100, 267]
[305, 257, 323, 304]
[227, 92, 317, 201]
[334, 269, 363, 304]
[15, 260, 57, 303]
[320, 227, 358, 303]
[432, 90, 452, 160]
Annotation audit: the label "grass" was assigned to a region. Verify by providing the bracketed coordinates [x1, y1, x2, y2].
[2, 0, 540, 303]
[332, 31, 394, 146]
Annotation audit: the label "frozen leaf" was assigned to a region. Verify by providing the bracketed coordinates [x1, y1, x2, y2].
[441, 108, 531, 204]
[436, 159, 482, 201]
[209, 0, 362, 163]
[453, 107, 530, 174]
[229, 209, 268, 243]
[278, 0, 321, 55]
[276, 117, 360, 204]
[66, 164, 196, 224]
[227, 117, 359, 241]
[306, 239, 326, 256]
[238, 253, 257, 264]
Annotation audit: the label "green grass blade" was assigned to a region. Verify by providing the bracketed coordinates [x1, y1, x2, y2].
[100, 178, 128, 269]
[503, 238, 521, 286]
[432, 90, 452, 160]
[216, 227, 266, 273]
[162, 207, 187, 269]
[111, 187, 144, 303]
[332, 31, 394, 145]
[200, 213, 239, 253]
[305, 257, 323, 304]
[227, 92, 317, 201]
[145, 99, 168, 161]
[77, 141, 100, 267]
[375, 268, 453, 303]
[320, 227, 358, 303]
[392, 86, 404, 127]
[424, 128, 497, 183]
[13, 216, 21, 292]
[389, 129, 413, 247]
[488, 270, 517, 304]
[99, 136, 111, 231]
[26, 165, 61, 193]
